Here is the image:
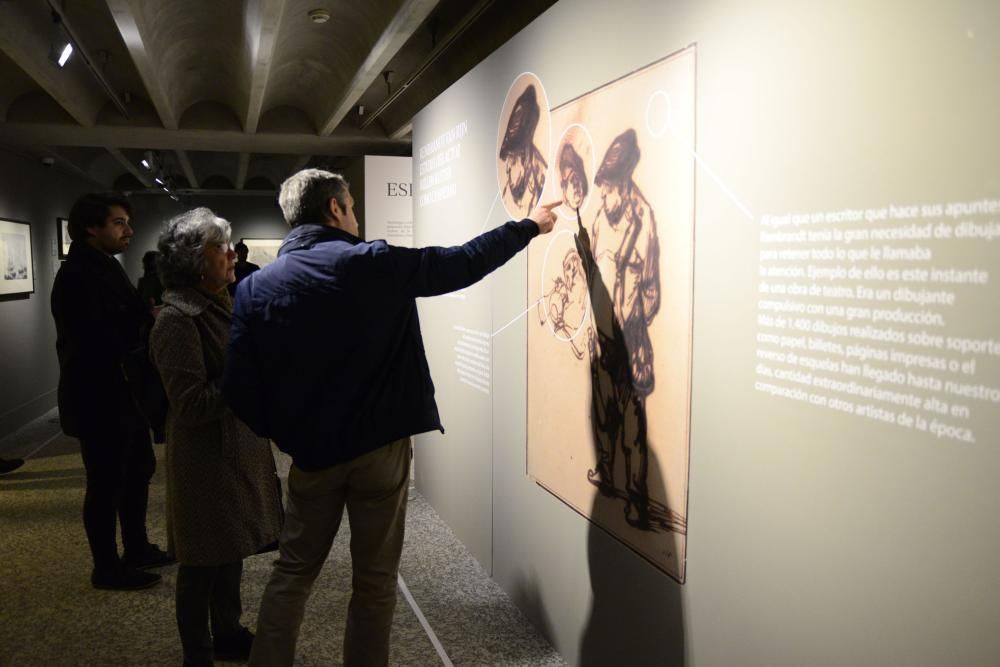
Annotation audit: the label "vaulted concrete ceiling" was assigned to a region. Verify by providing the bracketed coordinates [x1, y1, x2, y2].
[0, 0, 555, 194]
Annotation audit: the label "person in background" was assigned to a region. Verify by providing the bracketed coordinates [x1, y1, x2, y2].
[136, 250, 165, 310]
[50, 192, 172, 592]
[151, 208, 283, 667]
[223, 168, 558, 666]
[227, 242, 260, 297]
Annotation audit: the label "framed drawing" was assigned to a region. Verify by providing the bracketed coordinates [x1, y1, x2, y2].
[0, 218, 34, 296]
[526, 46, 696, 583]
[57, 217, 71, 259]
[241, 238, 283, 267]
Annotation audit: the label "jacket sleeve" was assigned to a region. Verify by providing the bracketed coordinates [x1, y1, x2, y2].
[150, 309, 226, 425]
[221, 281, 269, 437]
[376, 219, 539, 298]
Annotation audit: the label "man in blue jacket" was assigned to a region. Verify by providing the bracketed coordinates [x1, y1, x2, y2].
[223, 168, 557, 666]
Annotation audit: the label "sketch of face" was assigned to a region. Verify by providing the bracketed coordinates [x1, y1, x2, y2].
[601, 182, 626, 225]
[561, 167, 585, 210]
[595, 129, 639, 226]
[562, 251, 583, 291]
[558, 142, 588, 211]
[506, 150, 529, 202]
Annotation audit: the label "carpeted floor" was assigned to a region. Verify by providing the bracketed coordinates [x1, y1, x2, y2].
[0, 412, 566, 667]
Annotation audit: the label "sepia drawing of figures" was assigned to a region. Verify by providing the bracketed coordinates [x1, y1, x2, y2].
[527, 47, 696, 582]
[497, 74, 550, 218]
[537, 245, 592, 360]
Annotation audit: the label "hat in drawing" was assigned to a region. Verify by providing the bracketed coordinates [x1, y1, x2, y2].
[499, 85, 540, 159]
[595, 128, 640, 186]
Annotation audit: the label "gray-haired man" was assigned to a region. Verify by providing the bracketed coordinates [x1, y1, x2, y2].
[224, 169, 558, 665]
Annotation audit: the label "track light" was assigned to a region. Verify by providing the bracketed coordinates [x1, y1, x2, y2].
[49, 12, 73, 68]
[141, 159, 150, 170]
[57, 43, 73, 67]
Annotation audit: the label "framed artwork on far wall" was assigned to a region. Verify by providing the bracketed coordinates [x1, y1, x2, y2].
[241, 238, 284, 268]
[0, 218, 34, 296]
[57, 217, 71, 259]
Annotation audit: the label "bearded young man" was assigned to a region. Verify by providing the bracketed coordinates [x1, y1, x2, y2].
[51, 193, 173, 591]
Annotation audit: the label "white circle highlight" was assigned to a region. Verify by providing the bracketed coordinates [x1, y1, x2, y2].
[539, 229, 592, 344]
[645, 90, 672, 138]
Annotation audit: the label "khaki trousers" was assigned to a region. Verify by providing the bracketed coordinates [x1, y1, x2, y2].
[249, 438, 411, 667]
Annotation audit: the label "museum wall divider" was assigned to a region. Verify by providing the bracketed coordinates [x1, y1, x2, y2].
[0, 149, 91, 439]
[412, 0, 1000, 664]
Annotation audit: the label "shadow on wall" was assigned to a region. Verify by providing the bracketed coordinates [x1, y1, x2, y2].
[576, 219, 685, 665]
[580, 456, 685, 666]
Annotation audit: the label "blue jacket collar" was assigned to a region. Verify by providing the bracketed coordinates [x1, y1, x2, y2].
[279, 223, 360, 256]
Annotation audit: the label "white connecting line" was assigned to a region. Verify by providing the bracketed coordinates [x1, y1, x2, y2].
[667, 123, 755, 222]
[24, 429, 65, 460]
[479, 190, 501, 233]
[491, 297, 544, 338]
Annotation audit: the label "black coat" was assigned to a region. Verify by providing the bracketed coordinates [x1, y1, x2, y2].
[51, 242, 152, 437]
[223, 219, 539, 471]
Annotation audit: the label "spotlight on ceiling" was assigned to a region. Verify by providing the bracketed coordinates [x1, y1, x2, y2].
[141, 159, 150, 169]
[56, 43, 73, 67]
[49, 12, 73, 68]
[308, 9, 330, 24]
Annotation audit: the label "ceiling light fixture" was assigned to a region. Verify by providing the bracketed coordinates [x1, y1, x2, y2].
[49, 12, 73, 68]
[308, 9, 330, 24]
[57, 43, 73, 67]
[141, 159, 150, 170]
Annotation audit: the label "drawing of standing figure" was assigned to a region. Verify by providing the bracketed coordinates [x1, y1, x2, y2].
[582, 128, 661, 529]
[499, 85, 548, 216]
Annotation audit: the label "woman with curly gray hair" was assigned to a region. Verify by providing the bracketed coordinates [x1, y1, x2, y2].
[150, 207, 282, 667]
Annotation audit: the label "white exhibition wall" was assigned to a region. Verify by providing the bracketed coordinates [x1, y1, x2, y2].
[363, 155, 413, 246]
[412, 0, 1000, 665]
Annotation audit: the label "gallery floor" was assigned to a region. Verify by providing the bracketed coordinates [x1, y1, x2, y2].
[0, 410, 565, 666]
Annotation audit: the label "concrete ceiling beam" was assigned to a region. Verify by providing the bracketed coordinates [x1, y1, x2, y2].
[0, 122, 410, 156]
[319, 0, 441, 136]
[243, 0, 287, 134]
[175, 149, 198, 188]
[104, 0, 178, 129]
